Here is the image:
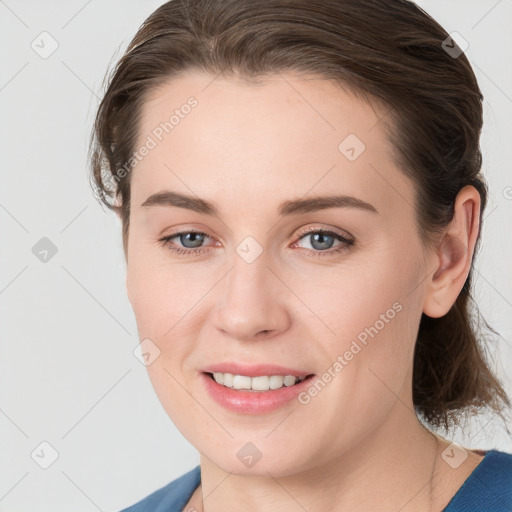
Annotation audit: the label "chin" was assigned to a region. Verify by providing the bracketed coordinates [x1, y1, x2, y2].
[200, 443, 315, 478]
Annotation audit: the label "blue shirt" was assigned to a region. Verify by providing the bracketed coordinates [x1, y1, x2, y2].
[120, 449, 512, 511]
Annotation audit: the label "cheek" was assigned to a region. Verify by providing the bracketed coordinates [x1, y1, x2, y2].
[289, 254, 423, 451]
[298, 242, 424, 386]
[126, 245, 206, 335]
[126, 254, 205, 429]
[144, 359, 204, 448]
[126, 249, 217, 402]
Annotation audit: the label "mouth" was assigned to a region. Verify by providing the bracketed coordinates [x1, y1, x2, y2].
[204, 371, 315, 392]
[199, 362, 317, 414]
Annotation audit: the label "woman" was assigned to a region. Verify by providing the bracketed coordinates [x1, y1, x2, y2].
[89, 0, 512, 510]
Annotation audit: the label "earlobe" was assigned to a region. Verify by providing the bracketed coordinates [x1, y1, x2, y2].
[423, 186, 481, 318]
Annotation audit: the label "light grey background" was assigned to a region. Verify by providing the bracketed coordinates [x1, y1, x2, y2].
[0, 1, 511, 511]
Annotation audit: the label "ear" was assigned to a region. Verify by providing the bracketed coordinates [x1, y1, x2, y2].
[422, 185, 481, 318]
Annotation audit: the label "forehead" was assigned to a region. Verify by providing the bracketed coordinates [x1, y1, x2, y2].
[131, 71, 413, 221]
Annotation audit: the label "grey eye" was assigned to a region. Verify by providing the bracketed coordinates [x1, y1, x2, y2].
[297, 231, 341, 251]
[178, 232, 206, 248]
[307, 232, 335, 250]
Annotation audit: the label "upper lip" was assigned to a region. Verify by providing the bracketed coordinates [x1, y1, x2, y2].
[201, 363, 314, 378]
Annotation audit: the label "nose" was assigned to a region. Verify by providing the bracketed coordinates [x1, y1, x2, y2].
[212, 251, 291, 342]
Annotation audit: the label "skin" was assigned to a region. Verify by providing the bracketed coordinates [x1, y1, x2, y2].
[123, 71, 484, 512]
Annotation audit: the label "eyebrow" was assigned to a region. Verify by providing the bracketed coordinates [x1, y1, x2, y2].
[140, 190, 378, 216]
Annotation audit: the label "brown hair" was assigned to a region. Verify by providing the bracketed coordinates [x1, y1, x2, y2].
[89, 0, 510, 432]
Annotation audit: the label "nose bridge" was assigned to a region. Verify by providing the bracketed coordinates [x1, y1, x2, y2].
[212, 240, 289, 339]
[226, 243, 273, 308]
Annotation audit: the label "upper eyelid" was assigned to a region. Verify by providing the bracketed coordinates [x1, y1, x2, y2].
[295, 225, 353, 240]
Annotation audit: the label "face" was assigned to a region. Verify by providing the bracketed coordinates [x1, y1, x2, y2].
[126, 71, 432, 476]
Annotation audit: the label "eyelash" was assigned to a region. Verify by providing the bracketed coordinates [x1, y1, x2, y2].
[158, 227, 354, 257]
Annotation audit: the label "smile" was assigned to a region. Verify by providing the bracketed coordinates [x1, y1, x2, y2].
[209, 372, 308, 391]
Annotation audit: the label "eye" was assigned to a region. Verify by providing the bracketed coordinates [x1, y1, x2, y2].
[292, 228, 354, 256]
[158, 230, 216, 255]
[158, 227, 354, 257]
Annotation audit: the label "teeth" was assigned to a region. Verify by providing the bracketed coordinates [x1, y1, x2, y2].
[233, 375, 252, 390]
[211, 372, 307, 391]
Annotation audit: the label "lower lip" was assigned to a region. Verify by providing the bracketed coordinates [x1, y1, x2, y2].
[200, 372, 316, 415]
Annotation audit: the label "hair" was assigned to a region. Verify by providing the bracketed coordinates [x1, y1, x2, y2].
[89, 0, 510, 432]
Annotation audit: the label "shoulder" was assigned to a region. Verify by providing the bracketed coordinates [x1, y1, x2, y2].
[118, 465, 201, 512]
[444, 449, 512, 511]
